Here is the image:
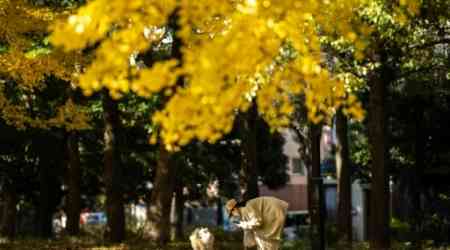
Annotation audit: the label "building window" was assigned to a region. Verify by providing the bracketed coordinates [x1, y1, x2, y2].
[292, 157, 305, 175]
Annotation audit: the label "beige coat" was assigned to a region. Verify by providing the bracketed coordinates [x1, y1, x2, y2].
[239, 196, 289, 242]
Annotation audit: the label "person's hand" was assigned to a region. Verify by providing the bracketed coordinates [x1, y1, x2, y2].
[236, 221, 251, 230]
[236, 217, 261, 230]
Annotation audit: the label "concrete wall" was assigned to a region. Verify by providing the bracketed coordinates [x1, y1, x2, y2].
[352, 180, 370, 241]
[324, 182, 337, 222]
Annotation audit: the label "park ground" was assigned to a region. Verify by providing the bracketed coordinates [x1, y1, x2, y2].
[1, 229, 449, 250]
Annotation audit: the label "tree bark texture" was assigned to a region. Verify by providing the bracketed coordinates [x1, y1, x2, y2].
[103, 93, 125, 243]
[66, 131, 81, 236]
[38, 163, 57, 238]
[1, 181, 17, 239]
[309, 124, 325, 250]
[147, 145, 176, 245]
[368, 63, 390, 250]
[335, 109, 352, 246]
[411, 97, 425, 249]
[174, 182, 185, 241]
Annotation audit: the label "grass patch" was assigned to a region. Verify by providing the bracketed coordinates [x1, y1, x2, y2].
[0, 237, 243, 250]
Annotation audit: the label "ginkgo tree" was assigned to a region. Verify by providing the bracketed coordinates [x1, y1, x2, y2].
[316, 1, 422, 249]
[48, 2, 417, 244]
[0, 0, 91, 238]
[0, 0, 89, 130]
[47, 0, 422, 151]
[0, 0, 424, 246]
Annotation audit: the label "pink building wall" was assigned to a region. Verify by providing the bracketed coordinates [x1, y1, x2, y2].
[259, 127, 334, 211]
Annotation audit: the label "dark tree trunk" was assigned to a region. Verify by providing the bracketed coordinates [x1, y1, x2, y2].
[144, 9, 182, 245]
[36, 134, 63, 238]
[393, 170, 410, 222]
[38, 163, 55, 238]
[1, 181, 17, 239]
[335, 109, 352, 247]
[309, 124, 325, 250]
[411, 97, 425, 249]
[103, 93, 125, 243]
[368, 62, 390, 250]
[147, 145, 176, 245]
[239, 103, 259, 201]
[66, 131, 81, 236]
[174, 182, 185, 241]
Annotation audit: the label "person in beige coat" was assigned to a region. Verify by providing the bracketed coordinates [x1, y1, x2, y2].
[226, 197, 289, 250]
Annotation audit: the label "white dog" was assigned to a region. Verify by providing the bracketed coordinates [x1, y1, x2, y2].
[189, 227, 215, 250]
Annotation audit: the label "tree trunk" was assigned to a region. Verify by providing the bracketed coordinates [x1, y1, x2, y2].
[335, 109, 352, 247]
[393, 170, 409, 222]
[309, 124, 325, 250]
[147, 144, 176, 245]
[103, 93, 125, 243]
[411, 97, 425, 249]
[145, 9, 181, 244]
[368, 63, 390, 250]
[239, 103, 259, 201]
[1, 181, 17, 239]
[66, 131, 81, 236]
[36, 134, 63, 238]
[174, 182, 185, 241]
[38, 163, 54, 238]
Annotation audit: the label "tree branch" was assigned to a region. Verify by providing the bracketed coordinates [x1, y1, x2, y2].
[397, 65, 438, 79]
[410, 38, 450, 50]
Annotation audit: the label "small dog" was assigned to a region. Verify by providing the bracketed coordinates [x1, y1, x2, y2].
[189, 227, 215, 250]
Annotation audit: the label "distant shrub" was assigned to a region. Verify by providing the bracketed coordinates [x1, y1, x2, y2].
[282, 240, 309, 250]
[391, 217, 411, 241]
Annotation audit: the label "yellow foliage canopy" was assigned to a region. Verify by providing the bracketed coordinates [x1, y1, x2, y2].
[50, 0, 417, 150]
[0, 0, 90, 130]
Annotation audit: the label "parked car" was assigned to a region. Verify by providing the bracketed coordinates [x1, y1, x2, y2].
[84, 212, 107, 225]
